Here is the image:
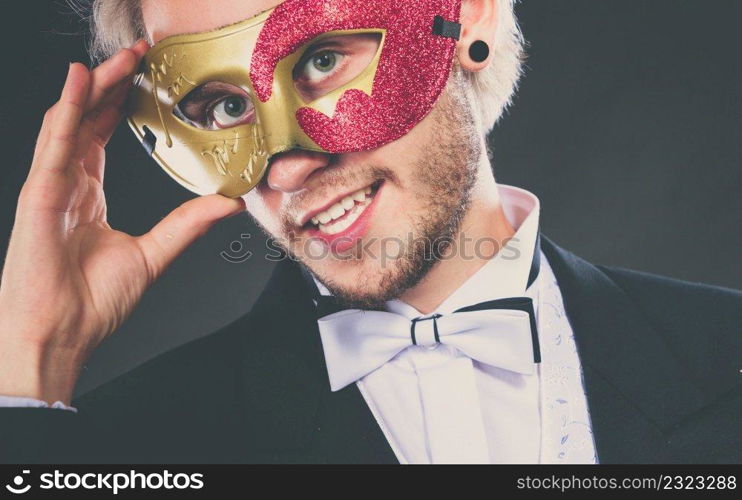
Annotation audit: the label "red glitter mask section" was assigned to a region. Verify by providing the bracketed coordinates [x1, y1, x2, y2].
[250, 0, 462, 153]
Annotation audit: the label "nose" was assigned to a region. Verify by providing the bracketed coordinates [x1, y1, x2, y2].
[265, 149, 331, 193]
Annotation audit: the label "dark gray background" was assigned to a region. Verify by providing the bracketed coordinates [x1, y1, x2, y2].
[0, 1, 739, 396]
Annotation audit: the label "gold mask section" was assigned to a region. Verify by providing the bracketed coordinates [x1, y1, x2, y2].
[127, 8, 385, 198]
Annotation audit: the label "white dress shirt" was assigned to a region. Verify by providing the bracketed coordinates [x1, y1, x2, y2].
[0, 184, 599, 464]
[0, 395, 76, 412]
[312, 184, 599, 463]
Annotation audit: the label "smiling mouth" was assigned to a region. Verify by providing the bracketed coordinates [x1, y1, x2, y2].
[303, 180, 382, 235]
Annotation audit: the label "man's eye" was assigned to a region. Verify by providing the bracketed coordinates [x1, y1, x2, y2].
[210, 96, 253, 129]
[301, 51, 344, 81]
[291, 33, 381, 103]
[173, 82, 255, 130]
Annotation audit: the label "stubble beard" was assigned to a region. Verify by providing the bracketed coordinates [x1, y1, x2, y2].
[308, 66, 484, 310]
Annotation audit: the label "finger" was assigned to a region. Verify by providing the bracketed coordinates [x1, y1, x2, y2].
[92, 77, 132, 139]
[108, 73, 136, 110]
[107, 40, 150, 112]
[92, 103, 125, 149]
[72, 113, 99, 165]
[81, 106, 120, 184]
[31, 63, 91, 174]
[96, 74, 136, 127]
[86, 40, 151, 144]
[32, 103, 56, 161]
[82, 93, 130, 185]
[130, 39, 150, 59]
[136, 195, 246, 281]
[85, 45, 144, 114]
[74, 76, 131, 154]
[92, 40, 149, 113]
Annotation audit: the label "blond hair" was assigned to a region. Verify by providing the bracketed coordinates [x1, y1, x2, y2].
[81, 0, 525, 134]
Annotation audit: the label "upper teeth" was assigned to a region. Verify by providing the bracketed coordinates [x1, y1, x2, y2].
[310, 186, 373, 229]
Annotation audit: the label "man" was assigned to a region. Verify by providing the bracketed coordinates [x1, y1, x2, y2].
[0, 0, 739, 464]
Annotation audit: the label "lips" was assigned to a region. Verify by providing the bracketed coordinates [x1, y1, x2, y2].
[303, 180, 383, 253]
[299, 180, 379, 227]
[309, 185, 373, 234]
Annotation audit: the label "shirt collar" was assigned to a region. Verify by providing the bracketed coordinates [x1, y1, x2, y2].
[310, 184, 541, 318]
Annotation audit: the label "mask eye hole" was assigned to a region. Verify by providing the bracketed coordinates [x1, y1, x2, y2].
[292, 33, 382, 103]
[173, 82, 256, 130]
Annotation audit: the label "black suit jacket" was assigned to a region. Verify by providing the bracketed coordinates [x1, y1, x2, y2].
[1, 236, 740, 464]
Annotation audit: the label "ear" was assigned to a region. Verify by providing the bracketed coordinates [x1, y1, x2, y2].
[457, 0, 499, 72]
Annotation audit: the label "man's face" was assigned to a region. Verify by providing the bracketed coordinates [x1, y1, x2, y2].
[143, 0, 482, 308]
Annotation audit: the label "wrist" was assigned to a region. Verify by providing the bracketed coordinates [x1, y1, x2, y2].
[0, 335, 83, 406]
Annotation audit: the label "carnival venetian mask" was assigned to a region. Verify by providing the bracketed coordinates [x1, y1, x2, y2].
[127, 0, 462, 197]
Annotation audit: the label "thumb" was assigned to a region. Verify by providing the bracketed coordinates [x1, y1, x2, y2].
[137, 194, 245, 281]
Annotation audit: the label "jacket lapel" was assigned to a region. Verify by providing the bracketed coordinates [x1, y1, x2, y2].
[237, 257, 396, 463]
[540, 235, 709, 463]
